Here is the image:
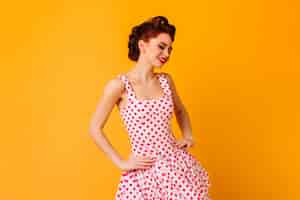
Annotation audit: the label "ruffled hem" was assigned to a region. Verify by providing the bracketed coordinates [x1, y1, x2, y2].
[115, 148, 211, 200]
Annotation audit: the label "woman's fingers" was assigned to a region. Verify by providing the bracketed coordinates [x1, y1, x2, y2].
[137, 163, 154, 169]
[176, 139, 192, 149]
[136, 157, 156, 162]
[137, 161, 155, 166]
[176, 140, 185, 147]
[137, 158, 156, 164]
[134, 156, 156, 169]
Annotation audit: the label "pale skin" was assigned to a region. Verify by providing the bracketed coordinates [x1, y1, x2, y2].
[89, 32, 195, 173]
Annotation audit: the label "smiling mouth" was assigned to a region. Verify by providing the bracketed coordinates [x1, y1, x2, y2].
[159, 58, 167, 63]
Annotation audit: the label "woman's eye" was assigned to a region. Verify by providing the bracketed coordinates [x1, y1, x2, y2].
[159, 45, 164, 50]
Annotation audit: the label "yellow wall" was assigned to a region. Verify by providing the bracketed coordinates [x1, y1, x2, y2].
[1, 0, 299, 199]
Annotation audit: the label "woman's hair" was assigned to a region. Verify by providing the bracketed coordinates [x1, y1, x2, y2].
[128, 16, 176, 61]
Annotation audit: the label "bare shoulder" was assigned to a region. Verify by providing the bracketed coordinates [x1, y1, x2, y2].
[102, 76, 125, 97]
[89, 75, 126, 131]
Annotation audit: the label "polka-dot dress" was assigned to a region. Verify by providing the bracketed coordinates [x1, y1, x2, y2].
[115, 72, 211, 200]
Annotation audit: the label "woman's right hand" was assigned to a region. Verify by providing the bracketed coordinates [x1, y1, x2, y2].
[119, 153, 156, 172]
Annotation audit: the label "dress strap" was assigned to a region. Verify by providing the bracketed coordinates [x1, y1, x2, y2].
[117, 74, 135, 100]
[158, 73, 172, 96]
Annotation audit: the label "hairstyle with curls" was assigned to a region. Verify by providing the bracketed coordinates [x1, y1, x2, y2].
[128, 16, 176, 61]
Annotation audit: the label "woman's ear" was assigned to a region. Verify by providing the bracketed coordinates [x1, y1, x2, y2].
[138, 39, 146, 54]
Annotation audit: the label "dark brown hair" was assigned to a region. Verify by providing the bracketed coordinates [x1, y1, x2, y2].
[128, 16, 176, 61]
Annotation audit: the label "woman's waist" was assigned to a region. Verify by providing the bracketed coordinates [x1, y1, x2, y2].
[131, 141, 178, 157]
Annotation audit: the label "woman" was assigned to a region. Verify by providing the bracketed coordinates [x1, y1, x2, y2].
[89, 16, 211, 199]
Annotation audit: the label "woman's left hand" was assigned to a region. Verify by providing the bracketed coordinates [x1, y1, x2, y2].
[175, 137, 195, 149]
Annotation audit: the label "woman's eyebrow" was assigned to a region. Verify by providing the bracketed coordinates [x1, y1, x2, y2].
[160, 42, 169, 46]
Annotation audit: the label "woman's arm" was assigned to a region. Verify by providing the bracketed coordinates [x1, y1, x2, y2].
[164, 72, 194, 141]
[89, 77, 125, 169]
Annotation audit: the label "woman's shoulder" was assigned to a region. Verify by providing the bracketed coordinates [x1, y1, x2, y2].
[102, 74, 126, 95]
[158, 72, 173, 83]
[156, 71, 166, 77]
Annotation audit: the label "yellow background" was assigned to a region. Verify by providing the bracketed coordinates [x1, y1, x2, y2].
[1, 0, 299, 199]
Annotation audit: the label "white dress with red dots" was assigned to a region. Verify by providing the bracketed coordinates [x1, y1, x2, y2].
[115, 72, 211, 200]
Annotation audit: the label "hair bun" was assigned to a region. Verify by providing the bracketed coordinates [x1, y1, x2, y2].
[149, 16, 169, 27]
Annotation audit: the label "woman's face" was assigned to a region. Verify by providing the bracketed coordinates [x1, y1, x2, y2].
[139, 32, 173, 67]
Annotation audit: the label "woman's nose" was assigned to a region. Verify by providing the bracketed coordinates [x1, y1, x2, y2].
[163, 49, 170, 57]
